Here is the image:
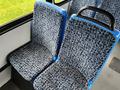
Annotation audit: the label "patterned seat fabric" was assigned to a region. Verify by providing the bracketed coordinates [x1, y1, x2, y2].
[33, 14, 120, 90]
[8, 43, 52, 81]
[68, 0, 101, 17]
[95, 0, 120, 31]
[58, 15, 118, 85]
[8, 1, 67, 81]
[34, 62, 88, 90]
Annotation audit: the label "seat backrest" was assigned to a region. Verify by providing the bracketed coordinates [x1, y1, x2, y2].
[59, 6, 120, 88]
[68, 0, 100, 17]
[95, 0, 120, 31]
[32, 1, 67, 55]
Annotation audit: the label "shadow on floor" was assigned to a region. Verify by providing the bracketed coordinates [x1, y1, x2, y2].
[0, 80, 20, 90]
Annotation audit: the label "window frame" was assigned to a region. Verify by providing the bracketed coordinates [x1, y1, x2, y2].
[0, 0, 69, 35]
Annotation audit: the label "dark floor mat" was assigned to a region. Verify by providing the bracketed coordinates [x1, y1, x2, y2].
[109, 57, 120, 73]
[0, 80, 20, 90]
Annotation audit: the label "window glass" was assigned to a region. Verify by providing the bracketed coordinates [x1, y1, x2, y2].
[0, 0, 66, 26]
[0, 0, 35, 26]
[54, 0, 65, 3]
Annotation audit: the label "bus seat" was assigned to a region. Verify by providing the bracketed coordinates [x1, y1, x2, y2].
[7, 1, 67, 81]
[95, 0, 120, 31]
[33, 6, 120, 90]
[68, 0, 101, 17]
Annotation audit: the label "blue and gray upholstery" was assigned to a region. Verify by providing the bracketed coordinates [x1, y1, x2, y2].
[68, 0, 101, 16]
[8, 1, 67, 81]
[33, 13, 120, 90]
[95, 0, 120, 31]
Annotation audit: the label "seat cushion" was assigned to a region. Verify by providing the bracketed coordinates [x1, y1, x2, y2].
[8, 42, 52, 81]
[33, 61, 88, 90]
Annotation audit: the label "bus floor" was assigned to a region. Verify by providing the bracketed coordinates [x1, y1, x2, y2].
[0, 80, 20, 90]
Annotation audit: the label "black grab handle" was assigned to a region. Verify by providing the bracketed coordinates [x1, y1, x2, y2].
[77, 6, 115, 30]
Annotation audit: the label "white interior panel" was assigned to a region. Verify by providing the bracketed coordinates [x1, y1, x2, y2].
[0, 67, 11, 88]
[0, 22, 31, 68]
[0, 21, 31, 87]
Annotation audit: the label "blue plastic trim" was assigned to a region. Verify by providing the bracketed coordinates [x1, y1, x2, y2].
[70, 14, 120, 90]
[52, 55, 58, 61]
[53, 55, 60, 61]
[55, 10, 68, 61]
[115, 29, 120, 44]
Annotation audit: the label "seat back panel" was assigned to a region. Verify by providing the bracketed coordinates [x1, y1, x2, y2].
[59, 14, 120, 84]
[32, 1, 67, 55]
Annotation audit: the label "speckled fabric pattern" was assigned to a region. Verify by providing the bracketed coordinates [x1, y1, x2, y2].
[8, 1, 67, 81]
[68, 0, 98, 16]
[33, 61, 88, 90]
[33, 15, 116, 90]
[95, 0, 120, 31]
[59, 16, 115, 83]
[32, 1, 65, 54]
[8, 42, 52, 81]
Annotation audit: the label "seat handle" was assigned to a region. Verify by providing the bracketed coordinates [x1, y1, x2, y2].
[77, 6, 115, 30]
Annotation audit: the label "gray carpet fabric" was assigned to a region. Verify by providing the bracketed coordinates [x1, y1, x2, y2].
[33, 61, 88, 90]
[68, 0, 98, 16]
[8, 1, 67, 81]
[95, 0, 120, 31]
[9, 42, 52, 81]
[33, 15, 116, 90]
